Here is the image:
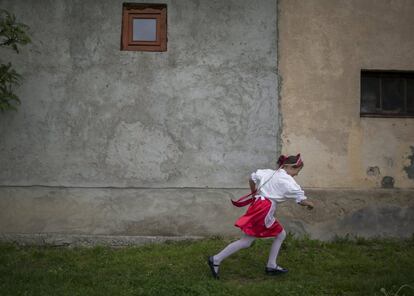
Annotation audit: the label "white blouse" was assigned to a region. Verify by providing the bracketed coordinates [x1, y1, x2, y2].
[250, 168, 307, 204]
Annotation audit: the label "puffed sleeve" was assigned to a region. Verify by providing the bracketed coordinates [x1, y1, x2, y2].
[284, 185, 307, 203]
[281, 178, 307, 203]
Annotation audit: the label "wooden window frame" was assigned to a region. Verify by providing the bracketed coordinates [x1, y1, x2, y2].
[360, 70, 414, 118]
[121, 3, 167, 52]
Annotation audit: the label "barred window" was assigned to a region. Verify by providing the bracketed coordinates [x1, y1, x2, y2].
[360, 70, 414, 117]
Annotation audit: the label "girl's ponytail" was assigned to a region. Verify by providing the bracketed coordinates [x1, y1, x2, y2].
[277, 155, 287, 167]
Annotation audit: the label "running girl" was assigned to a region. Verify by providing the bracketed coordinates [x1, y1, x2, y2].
[208, 154, 314, 279]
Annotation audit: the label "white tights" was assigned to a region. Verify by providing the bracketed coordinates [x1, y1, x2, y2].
[213, 229, 287, 269]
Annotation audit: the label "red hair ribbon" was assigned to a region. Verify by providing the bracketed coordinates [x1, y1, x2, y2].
[294, 153, 303, 166]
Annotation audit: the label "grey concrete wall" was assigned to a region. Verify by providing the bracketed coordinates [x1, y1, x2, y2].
[0, 0, 279, 188]
[0, 0, 283, 242]
[1, 187, 413, 242]
[1, 0, 413, 243]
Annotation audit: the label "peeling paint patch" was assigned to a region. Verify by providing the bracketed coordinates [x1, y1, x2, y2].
[366, 166, 380, 177]
[404, 146, 414, 179]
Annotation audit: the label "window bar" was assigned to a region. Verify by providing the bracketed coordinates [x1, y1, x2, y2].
[379, 76, 382, 112]
[403, 78, 407, 114]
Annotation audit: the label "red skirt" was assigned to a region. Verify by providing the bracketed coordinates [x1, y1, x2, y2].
[235, 198, 283, 238]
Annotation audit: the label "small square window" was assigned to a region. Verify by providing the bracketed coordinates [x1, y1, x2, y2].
[121, 3, 167, 52]
[360, 70, 414, 118]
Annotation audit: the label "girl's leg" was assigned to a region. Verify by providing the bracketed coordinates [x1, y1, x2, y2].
[266, 229, 287, 269]
[213, 234, 256, 265]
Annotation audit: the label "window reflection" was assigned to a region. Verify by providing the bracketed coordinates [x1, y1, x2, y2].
[133, 19, 157, 41]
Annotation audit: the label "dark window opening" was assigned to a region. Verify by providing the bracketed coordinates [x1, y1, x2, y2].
[360, 70, 414, 117]
[121, 3, 167, 52]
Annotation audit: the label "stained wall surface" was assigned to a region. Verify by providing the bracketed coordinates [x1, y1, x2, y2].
[1, 0, 413, 242]
[0, 0, 282, 240]
[279, 0, 414, 189]
[0, 0, 279, 188]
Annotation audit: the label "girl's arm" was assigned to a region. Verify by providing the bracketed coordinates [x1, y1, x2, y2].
[249, 178, 256, 194]
[298, 199, 314, 210]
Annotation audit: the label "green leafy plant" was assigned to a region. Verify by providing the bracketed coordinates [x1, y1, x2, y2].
[0, 9, 31, 112]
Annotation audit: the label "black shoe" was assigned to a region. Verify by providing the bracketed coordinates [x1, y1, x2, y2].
[207, 256, 220, 279]
[265, 265, 288, 275]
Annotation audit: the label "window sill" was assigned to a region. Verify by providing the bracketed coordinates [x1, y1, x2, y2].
[360, 113, 414, 118]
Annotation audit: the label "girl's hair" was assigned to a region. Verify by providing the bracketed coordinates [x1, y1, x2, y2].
[277, 154, 304, 168]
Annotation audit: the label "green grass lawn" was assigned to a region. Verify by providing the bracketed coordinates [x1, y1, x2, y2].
[0, 235, 413, 296]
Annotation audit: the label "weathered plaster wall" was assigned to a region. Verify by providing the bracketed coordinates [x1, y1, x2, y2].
[0, 0, 279, 188]
[1, 0, 413, 243]
[1, 187, 413, 241]
[279, 0, 414, 189]
[0, 0, 283, 241]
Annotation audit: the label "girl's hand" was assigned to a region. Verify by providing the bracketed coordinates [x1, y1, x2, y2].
[299, 200, 314, 210]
